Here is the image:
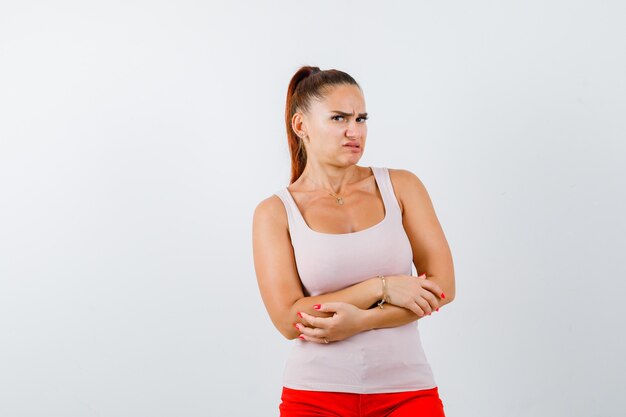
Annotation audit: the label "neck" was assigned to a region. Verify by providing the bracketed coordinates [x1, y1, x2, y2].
[300, 163, 361, 195]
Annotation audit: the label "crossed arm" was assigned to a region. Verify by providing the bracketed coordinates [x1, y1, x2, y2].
[289, 273, 451, 343]
[252, 169, 455, 342]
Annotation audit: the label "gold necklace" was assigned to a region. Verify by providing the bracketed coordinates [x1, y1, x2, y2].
[328, 191, 344, 205]
[304, 170, 358, 205]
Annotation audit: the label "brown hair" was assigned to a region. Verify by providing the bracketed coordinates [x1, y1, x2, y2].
[285, 66, 360, 184]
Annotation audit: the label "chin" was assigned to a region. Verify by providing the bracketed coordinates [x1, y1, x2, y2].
[344, 156, 362, 165]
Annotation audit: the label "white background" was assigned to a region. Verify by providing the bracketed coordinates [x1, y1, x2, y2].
[1, 1, 625, 416]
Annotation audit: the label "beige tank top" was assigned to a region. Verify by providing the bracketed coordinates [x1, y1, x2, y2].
[274, 166, 437, 393]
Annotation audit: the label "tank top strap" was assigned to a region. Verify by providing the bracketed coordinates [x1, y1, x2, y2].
[274, 188, 306, 234]
[371, 166, 402, 220]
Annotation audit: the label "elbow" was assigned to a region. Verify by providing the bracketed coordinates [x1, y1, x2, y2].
[279, 326, 300, 340]
[438, 279, 455, 307]
[274, 313, 301, 340]
[443, 275, 456, 305]
[439, 296, 454, 310]
[276, 323, 299, 340]
[284, 331, 299, 340]
[269, 300, 306, 340]
[442, 288, 456, 306]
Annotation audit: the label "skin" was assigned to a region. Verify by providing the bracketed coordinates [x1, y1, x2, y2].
[252, 83, 455, 344]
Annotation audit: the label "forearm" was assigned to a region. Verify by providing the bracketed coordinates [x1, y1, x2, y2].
[360, 304, 422, 331]
[359, 273, 455, 331]
[288, 273, 455, 339]
[285, 277, 383, 339]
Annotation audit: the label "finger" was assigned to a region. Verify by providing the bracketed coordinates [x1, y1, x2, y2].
[299, 311, 330, 329]
[420, 290, 440, 312]
[421, 280, 445, 299]
[296, 323, 328, 340]
[297, 310, 319, 325]
[294, 322, 311, 335]
[414, 296, 433, 316]
[298, 324, 327, 339]
[407, 301, 426, 317]
[296, 311, 310, 325]
[312, 302, 342, 315]
[298, 333, 330, 344]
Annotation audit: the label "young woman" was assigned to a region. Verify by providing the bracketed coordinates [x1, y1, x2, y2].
[252, 66, 455, 417]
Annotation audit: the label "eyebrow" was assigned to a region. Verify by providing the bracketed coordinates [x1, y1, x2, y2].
[330, 110, 368, 117]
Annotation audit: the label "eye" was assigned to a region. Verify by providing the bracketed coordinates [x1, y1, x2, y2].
[331, 115, 368, 122]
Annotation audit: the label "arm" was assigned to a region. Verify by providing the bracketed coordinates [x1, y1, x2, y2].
[392, 168, 456, 304]
[302, 169, 456, 340]
[298, 289, 437, 342]
[295, 302, 423, 343]
[253, 195, 385, 340]
[361, 304, 424, 330]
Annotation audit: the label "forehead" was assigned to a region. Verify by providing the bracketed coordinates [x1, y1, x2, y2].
[312, 84, 365, 111]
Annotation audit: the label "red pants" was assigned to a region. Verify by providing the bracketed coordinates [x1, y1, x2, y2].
[279, 386, 445, 417]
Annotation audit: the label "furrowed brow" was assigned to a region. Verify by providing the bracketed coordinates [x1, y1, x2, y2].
[330, 110, 368, 117]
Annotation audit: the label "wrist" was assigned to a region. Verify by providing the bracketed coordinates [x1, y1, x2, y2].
[359, 308, 375, 332]
[376, 275, 392, 308]
[369, 276, 384, 303]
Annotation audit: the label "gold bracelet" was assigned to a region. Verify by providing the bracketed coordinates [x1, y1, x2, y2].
[377, 275, 389, 309]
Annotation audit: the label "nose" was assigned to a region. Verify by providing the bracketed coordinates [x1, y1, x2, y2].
[346, 119, 361, 137]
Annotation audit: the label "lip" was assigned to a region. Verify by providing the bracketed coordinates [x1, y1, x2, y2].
[342, 142, 360, 148]
[343, 144, 361, 153]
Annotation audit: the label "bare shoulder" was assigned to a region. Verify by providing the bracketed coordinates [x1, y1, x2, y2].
[387, 168, 431, 214]
[253, 194, 288, 231]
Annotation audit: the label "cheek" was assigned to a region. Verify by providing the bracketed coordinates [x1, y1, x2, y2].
[312, 123, 335, 137]
[323, 123, 342, 134]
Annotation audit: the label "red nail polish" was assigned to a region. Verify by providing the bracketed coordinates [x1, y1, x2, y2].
[298, 335, 305, 340]
[313, 304, 321, 309]
[293, 323, 300, 329]
[297, 312, 303, 318]
[441, 293, 446, 299]
[436, 308, 439, 312]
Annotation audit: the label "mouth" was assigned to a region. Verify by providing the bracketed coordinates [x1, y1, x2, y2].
[342, 142, 360, 149]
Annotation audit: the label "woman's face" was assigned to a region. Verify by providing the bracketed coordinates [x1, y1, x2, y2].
[297, 83, 368, 166]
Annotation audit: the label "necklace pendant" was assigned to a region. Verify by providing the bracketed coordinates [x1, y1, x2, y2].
[336, 197, 344, 205]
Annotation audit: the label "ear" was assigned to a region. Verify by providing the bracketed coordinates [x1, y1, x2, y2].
[291, 112, 307, 138]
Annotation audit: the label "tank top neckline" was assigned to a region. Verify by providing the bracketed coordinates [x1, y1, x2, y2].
[283, 166, 389, 236]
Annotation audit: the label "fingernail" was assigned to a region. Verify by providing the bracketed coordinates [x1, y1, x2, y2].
[418, 273, 426, 278]
[313, 304, 321, 310]
[298, 335, 305, 340]
[436, 308, 439, 312]
[441, 293, 446, 299]
[293, 323, 300, 329]
[297, 312, 303, 318]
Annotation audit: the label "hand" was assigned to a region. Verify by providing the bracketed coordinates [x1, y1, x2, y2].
[295, 302, 366, 344]
[384, 274, 444, 317]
